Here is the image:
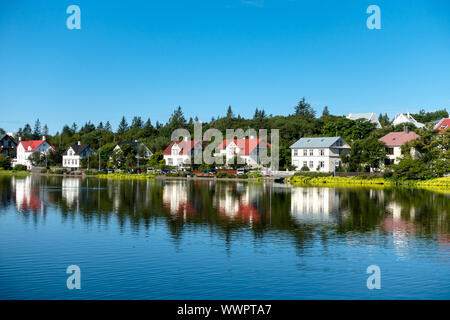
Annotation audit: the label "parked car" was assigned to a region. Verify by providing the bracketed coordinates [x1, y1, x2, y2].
[237, 168, 245, 175]
[209, 169, 217, 175]
[161, 169, 169, 175]
[146, 167, 154, 173]
[171, 169, 177, 173]
[107, 169, 114, 174]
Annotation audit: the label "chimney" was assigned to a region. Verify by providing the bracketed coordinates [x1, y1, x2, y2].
[42, 136, 46, 141]
[78, 141, 81, 145]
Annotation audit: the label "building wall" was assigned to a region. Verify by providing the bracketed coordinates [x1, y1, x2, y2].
[291, 148, 342, 172]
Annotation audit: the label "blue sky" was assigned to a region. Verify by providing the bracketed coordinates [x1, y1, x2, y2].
[1, 0, 449, 133]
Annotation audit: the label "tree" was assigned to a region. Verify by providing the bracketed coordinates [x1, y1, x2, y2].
[378, 113, 390, 127]
[0, 154, 11, 169]
[131, 116, 143, 129]
[226, 106, 234, 119]
[33, 119, 42, 138]
[29, 151, 45, 167]
[294, 97, 316, 119]
[118, 116, 129, 134]
[23, 124, 32, 139]
[71, 122, 78, 133]
[105, 121, 112, 132]
[322, 106, 330, 117]
[411, 109, 448, 123]
[43, 124, 49, 136]
[168, 106, 186, 129]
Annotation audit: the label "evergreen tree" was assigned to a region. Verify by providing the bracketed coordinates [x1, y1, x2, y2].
[23, 124, 32, 139]
[71, 122, 78, 133]
[97, 122, 104, 130]
[226, 105, 234, 119]
[118, 116, 129, 134]
[43, 124, 49, 136]
[294, 97, 316, 118]
[322, 106, 330, 117]
[105, 121, 112, 132]
[33, 119, 42, 138]
[131, 116, 143, 129]
[168, 106, 186, 128]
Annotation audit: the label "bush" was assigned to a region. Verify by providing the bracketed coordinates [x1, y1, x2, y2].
[84, 170, 98, 175]
[300, 166, 309, 172]
[0, 154, 11, 169]
[216, 172, 237, 178]
[13, 164, 27, 171]
[294, 172, 332, 178]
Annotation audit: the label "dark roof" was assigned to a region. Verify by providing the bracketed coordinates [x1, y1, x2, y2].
[0, 134, 18, 145]
[119, 141, 147, 148]
[64, 144, 90, 155]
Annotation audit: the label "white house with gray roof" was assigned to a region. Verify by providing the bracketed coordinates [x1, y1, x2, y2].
[346, 112, 382, 128]
[290, 137, 351, 172]
[63, 141, 92, 169]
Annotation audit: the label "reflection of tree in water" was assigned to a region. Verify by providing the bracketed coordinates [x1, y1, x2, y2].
[4, 175, 448, 250]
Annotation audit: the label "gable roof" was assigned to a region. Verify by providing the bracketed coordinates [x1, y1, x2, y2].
[392, 113, 424, 128]
[434, 118, 450, 132]
[0, 134, 18, 145]
[290, 137, 344, 149]
[217, 138, 270, 155]
[19, 140, 54, 152]
[347, 113, 381, 128]
[378, 131, 419, 147]
[163, 140, 202, 155]
[63, 144, 90, 156]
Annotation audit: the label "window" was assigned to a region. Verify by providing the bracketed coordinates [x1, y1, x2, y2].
[309, 149, 313, 156]
[319, 149, 325, 156]
[303, 149, 307, 156]
[293, 149, 298, 156]
[387, 147, 394, 155]
[303, 161, 307, 168]
[309, 161, 314, 168]
[168, 158, 173, 165]
[319, 161, 325, 168]
[440, 125, 448, 130]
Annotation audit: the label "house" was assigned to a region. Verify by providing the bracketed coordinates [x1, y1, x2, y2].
[378, 127, 420, 165]
[434, 118, 450, 133]
[163, 139, 202, 167]
[346, 112, 382, 128]
[215, 138, 271, 168]
[290, 136, 350, 172]
[392, 112, 424, 128]
[0, 133, 18, 157]
[13, 136, 54, 169]
[62, 141, 92, 169]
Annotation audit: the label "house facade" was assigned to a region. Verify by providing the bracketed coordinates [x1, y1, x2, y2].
[346, 112, 382, 128]
[62, 141, 92, 169]
[290, 136, 350, 172]
[392, 113, 424, 128]
[13, 136, 54, 169]
[0, 133, 18, 157]
[215, 138, 270, 168]
[378, 128, 420, 165]
[163, 139, 202, 167]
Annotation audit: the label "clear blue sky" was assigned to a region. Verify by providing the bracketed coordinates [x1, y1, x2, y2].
[1, 0, 449, 134]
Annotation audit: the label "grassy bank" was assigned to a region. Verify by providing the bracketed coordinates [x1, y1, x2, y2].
[0, 169, 30, 175]
[97, 173, 156, 180]
[288, 175, 450, 189]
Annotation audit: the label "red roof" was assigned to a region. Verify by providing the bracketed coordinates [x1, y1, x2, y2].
[435, 118, 450, 132]
[378, 131, 419, 147]
[19, 140, 54, 152]
[217, 138, 270, 155]
[162, 140, 201, 155]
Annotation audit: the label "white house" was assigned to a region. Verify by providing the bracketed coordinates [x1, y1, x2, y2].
[215, 138, 270, 168]
[62, 141, 92, 169]
[13, 136, 54, 169]
[163, 139, 202, 167]
[392, 112, 424, 128]
[289, 136, 350, 172]
[378, 127, 420, 165]
[346, 112, 382, 128]
[111, 141, 152, 167]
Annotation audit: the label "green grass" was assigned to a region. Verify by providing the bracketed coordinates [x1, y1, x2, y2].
[97, 173, 156, 180]
[0, 169, 29, 175]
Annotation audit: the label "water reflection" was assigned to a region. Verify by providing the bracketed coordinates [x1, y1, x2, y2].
[0, 175, 448, 245]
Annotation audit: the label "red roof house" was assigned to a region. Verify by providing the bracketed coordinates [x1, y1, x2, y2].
[378, 131, 419, 147]
[217, 138, 270, 155]
[162, 140, 202, 155]
[434, 118, 450, 133]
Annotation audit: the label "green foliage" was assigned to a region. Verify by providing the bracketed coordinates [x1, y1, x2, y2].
[0, 154, 11, 169]
[411, 109, 448, 123]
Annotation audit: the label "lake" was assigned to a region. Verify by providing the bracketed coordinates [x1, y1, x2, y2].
[0, 175, 448, 299]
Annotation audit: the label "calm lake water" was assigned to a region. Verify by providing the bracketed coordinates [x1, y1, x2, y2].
[0, 175, 448, 299]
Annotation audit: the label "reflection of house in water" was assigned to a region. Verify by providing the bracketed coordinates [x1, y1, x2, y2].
[215, 183, 261, 224]
[12, 176, 44, 214]
[62, 177, 81, 208]
[162, 182, 196, 218]
[382, 201, 416, 260]
[290, 188, 340, 223]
